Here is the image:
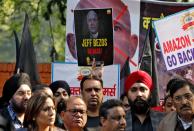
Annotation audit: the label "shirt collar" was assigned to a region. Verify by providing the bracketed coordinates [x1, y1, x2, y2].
[7, 104, 23, 128]
[7, 104, 17, 121]
[177, 115, 192, 130]
[90, 32, 98, 38]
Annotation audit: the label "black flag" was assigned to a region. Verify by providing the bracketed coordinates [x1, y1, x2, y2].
[17, 14, 41, 85]
[13, 30, 20, 74]
[120, 57, 130, 94]
[139, 20, 159, 106]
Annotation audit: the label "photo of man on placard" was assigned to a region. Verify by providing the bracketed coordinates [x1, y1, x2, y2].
[74, 8, 113, 66]
[86, 10, 100, 39]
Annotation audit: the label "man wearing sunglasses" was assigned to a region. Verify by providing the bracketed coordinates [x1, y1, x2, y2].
[60, 96, 88, 131]
[158, 78, 194, 131]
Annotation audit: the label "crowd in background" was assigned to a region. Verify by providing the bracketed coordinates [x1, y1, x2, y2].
[0, 68, 193, 131]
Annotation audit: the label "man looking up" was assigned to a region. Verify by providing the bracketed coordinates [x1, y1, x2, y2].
[125, 70, 164, 131]
[80, 75, 103, 130]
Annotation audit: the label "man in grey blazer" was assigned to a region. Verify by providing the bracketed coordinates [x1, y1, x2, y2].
[125, 70, 164, 131]
[158, 78, 194, 131]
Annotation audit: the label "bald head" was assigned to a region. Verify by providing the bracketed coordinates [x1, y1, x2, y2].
[66, 96, 87, 109]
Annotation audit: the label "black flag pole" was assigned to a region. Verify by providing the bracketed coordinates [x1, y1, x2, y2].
[139, 19, 160, 106]
[48, 16, 57, 62]
[13, 30, 20, 74]
[138, 20, 152, 70]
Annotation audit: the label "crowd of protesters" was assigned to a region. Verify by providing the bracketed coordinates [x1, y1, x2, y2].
[0, 68, 193, 131]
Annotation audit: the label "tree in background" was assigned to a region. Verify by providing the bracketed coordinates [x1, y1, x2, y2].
[0, 0, 67, 63]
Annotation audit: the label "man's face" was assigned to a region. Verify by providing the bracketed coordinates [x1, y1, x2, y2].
[11, 84, 31, 113]
[172, 86, 194, 119]
[70, 0, 138, 69]
[61, 98, 87, 129]
[164, 96, 176, 113]
[81, 79, 103, 111]
[36, 98, 56, 127]
[101, 106, 126, 131]
[54, 88, 69, 107]
[127, 83, 150, 102]
[87, 10, 98, 34]
[127, 83, 150, 114]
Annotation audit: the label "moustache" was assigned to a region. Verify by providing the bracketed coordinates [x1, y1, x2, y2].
[130, 97, 149, 114]
[134, 97, 148, 104]
[180, 104, 191, 110]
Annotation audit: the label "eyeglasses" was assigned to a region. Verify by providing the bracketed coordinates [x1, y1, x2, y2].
[66, 109, 87, 115]
[173, 93, 193, 103]
[54, 91, 68, 97]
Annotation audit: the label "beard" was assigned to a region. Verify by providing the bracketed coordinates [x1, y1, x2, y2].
[57, 99, 67, 113]
[129, 97, 150, 115]
[11, 99, 27, 113]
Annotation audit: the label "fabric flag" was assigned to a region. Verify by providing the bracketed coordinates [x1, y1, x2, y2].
[139, 20, 159, 106]
[17, 14, 41, 86]
[13, 30, 20, 74]
[120, 57, 130, 94]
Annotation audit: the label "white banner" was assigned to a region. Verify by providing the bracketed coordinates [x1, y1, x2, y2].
[154, 7, 194, 70]
[51, 62, 120, 101]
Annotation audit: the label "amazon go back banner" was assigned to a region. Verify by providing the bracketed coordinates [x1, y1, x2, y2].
[154, 7, 194, 70]
[51, 62, 120, 101]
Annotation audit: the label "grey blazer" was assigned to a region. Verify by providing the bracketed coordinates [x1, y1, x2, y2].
[157, 111, 194, 131]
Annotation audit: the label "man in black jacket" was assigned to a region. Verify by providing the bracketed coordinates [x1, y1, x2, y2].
[0, 73, 31, 130]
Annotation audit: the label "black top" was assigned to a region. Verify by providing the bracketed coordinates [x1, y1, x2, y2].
[132, 113, 153, 131]
[85, 116, 100, 128]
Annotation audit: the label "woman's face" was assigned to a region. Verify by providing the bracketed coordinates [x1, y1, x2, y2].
[36, 98, 56, 128]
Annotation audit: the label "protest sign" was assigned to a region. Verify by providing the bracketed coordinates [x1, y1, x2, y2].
[154, 7, 194, 70]
[51, 62, 120, 101]
[140, 0, 194, 99]
[74, 8, 113, 66]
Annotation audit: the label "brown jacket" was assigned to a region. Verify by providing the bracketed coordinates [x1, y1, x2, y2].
[157, 111, 194, 131]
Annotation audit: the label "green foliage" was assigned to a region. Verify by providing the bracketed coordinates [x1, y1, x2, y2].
[0, 0, 66, 63]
